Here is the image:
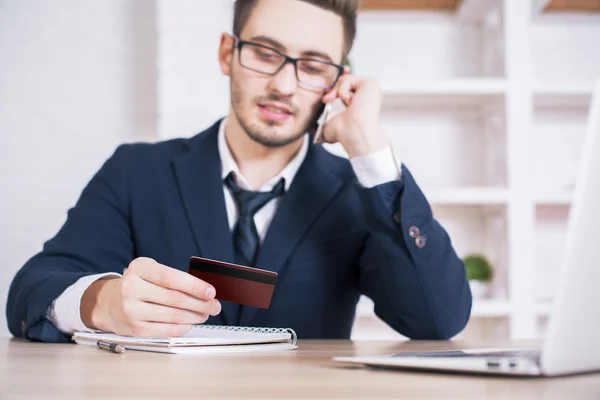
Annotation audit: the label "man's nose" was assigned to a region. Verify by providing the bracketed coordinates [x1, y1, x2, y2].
[269, 62, 298, 96]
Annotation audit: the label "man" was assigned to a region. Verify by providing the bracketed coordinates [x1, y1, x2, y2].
[6, 0, 472, 343]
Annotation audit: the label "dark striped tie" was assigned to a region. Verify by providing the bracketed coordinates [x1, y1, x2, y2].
[224, 172, 285, 266]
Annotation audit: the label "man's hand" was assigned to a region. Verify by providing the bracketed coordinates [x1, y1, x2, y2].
[80, 257, 222, 337]
[320, 74, 389, 158]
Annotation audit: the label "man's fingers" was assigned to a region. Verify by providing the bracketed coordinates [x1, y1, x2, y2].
[124, 321, 194, 338]
[325, 75, 365, 107]
[336, 75, 365, 91]
[322, 88, 338, 103]
[338, 79, 355, 107]
[133, 275, 222, 316]
[128, 258, 216, 300]
[125, 301, 210, 325]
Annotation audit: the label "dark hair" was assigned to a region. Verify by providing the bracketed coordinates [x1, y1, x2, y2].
[233, 0, 358, 61]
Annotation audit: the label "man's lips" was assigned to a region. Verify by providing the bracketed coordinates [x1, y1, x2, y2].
[258, 103, 293, 123]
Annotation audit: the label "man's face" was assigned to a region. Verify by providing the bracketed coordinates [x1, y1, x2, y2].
[220, 0, 345, 148]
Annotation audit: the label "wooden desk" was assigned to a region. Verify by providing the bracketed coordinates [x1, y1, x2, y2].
[1, 338, 600, 399]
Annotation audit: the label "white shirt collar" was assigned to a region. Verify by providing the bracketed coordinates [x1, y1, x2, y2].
[218, 118, 309, 191]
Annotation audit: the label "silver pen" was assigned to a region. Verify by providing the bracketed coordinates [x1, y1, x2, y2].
[97, 340, 126, 354]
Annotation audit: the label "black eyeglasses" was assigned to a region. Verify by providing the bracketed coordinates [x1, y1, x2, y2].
[232, 35, 344, 90]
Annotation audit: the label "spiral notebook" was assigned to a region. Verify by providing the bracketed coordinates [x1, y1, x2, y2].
[72, 325, 298, 354]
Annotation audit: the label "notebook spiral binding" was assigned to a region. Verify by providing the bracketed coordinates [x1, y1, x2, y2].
[196, 325, 298, 346]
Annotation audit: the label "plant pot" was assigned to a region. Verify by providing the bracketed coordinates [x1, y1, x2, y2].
[469, 280, 491, 299]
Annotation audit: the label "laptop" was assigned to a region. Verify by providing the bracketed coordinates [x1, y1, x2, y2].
[333, 79, 600, 377]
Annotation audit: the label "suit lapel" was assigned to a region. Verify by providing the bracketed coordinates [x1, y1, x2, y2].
[239, 145, 344, 326]
[172, 121, 239, 325]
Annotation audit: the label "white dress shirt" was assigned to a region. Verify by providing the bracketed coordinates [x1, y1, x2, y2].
[46, 118, 402, 334]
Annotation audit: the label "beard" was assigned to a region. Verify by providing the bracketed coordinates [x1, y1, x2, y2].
[230, 70, 323, 148]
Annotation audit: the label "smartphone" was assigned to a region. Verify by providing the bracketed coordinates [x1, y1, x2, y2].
[312, 102, 333, 145]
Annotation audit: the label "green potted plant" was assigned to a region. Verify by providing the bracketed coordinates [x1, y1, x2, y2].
[343, 58, 352, 72]
[463, 253, 494, 299]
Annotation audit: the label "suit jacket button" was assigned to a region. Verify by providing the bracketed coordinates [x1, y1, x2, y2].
[415, 235, 427, 248]
[393, 212, 401, 223]
[408, 226, 420, 238]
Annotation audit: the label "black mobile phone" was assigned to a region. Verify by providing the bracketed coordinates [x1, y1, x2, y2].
[310, 102, 326, 135]
[312, 102, 333, 144]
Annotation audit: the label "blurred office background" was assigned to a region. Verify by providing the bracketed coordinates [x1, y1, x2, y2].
[1, 0, 599, 340]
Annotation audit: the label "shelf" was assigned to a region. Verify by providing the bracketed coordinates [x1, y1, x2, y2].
[359, 0, 503, 25]
[535, 189, 574, 205]
[544, 0, 600, 12]
[383, 78, 506, 107]
[472, 299, 511, 317]
[534, 83, 594, 108]
[359, 0, 504, 22]
[536, 302, 553, 316]
[360, 0, 459, 11]
[534, 0, 600, 15]
[425, 187, 509, 206]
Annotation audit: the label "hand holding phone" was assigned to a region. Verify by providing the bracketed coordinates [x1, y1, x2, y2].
[316, 76, 387, 158]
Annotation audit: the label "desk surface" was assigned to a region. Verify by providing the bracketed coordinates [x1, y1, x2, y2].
[2, 338, 600, 399]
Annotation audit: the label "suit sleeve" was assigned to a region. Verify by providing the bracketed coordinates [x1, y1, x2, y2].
[5, 145, 134, 342]
[356, 165, 472, 340]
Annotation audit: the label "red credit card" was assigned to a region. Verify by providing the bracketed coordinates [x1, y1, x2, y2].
[187, 257, 277, 309]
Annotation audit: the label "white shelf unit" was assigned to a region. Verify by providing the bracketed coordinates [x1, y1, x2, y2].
[426, 187, 509, 205]
[534, 83, 595, 108]
[349, 0, 600, 340]
[534, 189, 573, 205]
[382, 78, 506, 107]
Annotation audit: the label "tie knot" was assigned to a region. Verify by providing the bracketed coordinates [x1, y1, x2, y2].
[224, 173, 285, 217]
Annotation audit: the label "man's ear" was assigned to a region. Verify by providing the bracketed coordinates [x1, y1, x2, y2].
[218, 33, 235, 76]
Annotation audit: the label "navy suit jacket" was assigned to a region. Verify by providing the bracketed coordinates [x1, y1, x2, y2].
[6, 119, 472, 343]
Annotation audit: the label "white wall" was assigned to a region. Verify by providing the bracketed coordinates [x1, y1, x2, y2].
[157, 0, 232, 139]
[0, 0, 157, 337]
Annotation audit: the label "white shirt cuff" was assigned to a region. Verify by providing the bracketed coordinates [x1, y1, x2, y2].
[350, 146, 402, 188]
[46, 272, 121, 334]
